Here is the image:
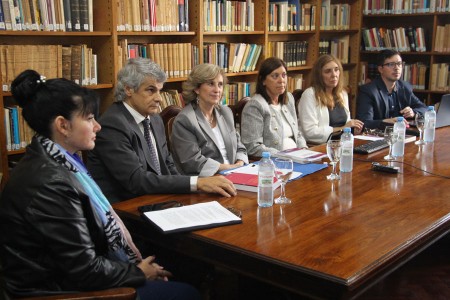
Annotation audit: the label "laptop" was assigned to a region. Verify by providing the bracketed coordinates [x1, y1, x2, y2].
[436, 94, 450, 128]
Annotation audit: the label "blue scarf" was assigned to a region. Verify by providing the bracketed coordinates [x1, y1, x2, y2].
[38, 135, 141, 263]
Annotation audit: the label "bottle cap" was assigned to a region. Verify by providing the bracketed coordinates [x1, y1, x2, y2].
[428, 106, 434, 111]
[343, 127, 351, 133]
[262, 152, 270, 158]
[397, 116, 404, 122]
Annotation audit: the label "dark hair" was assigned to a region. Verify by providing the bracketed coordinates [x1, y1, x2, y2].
[255, 57, 288, 105]
[377, 49, 401, 66]
[11, 69, 99, 138]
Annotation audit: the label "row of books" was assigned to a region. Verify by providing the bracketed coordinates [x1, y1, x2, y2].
[268, 1, 316, 31]
[0, 44, 96, 91]
[363, 0, 450, 14]
[318, 36, 350, 63]
[222, 82, 256, 105]
[402, 62, 427, 90]
[359, 61, 428, 89]
[203, 0, 254, 32]
[320, 2, 350, 30]
[267, 41, 308, 67]
[204, 43, 262, 73]
[287, 73, 304, 91]
[430, 63, 449, 91]
[4, 106, 34, 151]
[0, 0, 92, 31]
[116, 0, 189, 32]
[159, 89, 185, 110]
[118, 40, 197, 78]
[361, 27, 426, 52]
[434, 24, 450, 52]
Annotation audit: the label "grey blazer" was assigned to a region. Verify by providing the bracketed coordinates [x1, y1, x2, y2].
[87, 102, 190, 203]
[171, 104, 248, 176]
[241, 93, 307, 157]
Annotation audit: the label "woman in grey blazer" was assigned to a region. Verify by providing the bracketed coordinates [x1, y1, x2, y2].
[241, 57, 307, 157]
[171, 64, 248, 176]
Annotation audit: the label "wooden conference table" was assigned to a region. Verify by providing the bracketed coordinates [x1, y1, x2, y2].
[113, 128, 450, 299]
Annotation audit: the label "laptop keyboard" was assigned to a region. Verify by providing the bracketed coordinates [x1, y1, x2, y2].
[354, 139, 389, 154]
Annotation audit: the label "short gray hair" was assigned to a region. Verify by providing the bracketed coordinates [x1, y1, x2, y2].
[114, 58, 167, 102]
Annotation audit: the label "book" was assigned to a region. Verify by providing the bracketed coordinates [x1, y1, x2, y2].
[273, 148, 327, 164]
[141, 201, 242, 233]
[223, 163, 282, 192]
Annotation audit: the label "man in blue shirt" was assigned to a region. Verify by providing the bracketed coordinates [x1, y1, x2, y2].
[356, 49, 427, 129]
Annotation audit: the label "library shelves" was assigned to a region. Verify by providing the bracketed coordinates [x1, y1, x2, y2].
[359, 8, 450, 108]
[0, 0, 366, 187]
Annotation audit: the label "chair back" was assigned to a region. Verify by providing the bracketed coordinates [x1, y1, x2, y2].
[235, 97, 250, 133]
[292, 89, 304, 117]
[160, 105, 182, 151]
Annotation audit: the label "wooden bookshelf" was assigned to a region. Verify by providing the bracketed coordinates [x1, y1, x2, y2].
[358, 4, 450, 108]
[0, 0, 366, 188]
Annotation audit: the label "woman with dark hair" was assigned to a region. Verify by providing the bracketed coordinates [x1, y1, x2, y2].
[0, 70, 199, 300]
[297, 54, 363, 144]
[240, 57, 307, 157]
[171, 63, 248, 176]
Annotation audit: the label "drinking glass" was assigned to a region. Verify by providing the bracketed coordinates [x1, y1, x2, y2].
[383, 126, 399, 160]
[414, 113, 425, 145]
[274, 158, 294, 204]
[326, 140, 342, 180]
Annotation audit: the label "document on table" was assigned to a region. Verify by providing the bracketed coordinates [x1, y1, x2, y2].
[142, 201, 242, 234]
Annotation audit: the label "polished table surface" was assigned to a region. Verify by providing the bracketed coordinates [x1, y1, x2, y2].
[113, 128, 450, 299]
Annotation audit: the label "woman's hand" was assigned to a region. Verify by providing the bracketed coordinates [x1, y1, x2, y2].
[345, 119, 364, 132]
[137, 256, 172, 281]
[218, 160, 245, 172]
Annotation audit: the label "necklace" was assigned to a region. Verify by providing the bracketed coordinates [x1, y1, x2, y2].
[202, 110, 214, 126]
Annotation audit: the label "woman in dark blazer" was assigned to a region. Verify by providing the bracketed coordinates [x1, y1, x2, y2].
[171, 64, 248, 176]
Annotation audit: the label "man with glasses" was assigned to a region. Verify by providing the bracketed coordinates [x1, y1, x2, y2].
[356, 49, 427, 129]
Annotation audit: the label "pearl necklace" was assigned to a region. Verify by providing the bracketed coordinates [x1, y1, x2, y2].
[202, 111, 214, 126]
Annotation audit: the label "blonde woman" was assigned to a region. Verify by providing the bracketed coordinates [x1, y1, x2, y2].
[297, 55, 363, 144]
[171, 63, 248, 176]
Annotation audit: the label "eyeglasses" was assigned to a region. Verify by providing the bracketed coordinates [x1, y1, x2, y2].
[268, 72, 287, 80]
[381, 61, 405, 68]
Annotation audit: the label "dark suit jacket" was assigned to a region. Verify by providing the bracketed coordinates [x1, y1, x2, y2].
[87, 102, 190, 203]
[356, 77, 427, 129]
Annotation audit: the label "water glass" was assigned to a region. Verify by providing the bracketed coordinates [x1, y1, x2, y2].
[383, 126, 398, 160]
[274, 158, 293, 204]
[415, 113, 425, 145]
[326, 140, 342, 180]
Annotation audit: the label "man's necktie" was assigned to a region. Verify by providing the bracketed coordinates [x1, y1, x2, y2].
[142, 118, 161, 175]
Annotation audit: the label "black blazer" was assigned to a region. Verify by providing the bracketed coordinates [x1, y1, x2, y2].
[87, 102, 190, 203]
[356, 77, 427, 129]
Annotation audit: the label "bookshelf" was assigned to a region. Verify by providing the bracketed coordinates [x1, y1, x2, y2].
[358, 3, 450, 108]
[0, 0, 364, 188]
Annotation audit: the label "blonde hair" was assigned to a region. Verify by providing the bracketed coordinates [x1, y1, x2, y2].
[311, 55, 345, 109]
[182, 64, 227, 104]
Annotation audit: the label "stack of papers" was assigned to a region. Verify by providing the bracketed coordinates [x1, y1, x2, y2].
[141, 201, 242, 233]
[273, 148, 327, 164]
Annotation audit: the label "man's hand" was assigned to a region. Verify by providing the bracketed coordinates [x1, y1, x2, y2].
[400, 106, 415, 119]
[198, 176, 237, 197]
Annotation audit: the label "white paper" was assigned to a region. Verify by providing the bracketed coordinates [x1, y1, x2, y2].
[143, 201, 241, 232]
[355, 135, 384, 141]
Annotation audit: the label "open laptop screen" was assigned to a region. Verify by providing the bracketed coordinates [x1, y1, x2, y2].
[436, 94, 450, 128]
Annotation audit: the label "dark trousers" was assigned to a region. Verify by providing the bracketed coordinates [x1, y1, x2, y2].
[136, 280, 200, 300]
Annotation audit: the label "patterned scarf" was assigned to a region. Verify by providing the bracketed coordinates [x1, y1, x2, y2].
[37, 135, 142, 263]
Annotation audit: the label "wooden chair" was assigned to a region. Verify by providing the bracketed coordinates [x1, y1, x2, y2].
[159, 105, 182, 151]
[292, 89, 304, 117]
[13, 288, 137, 300]
[235, 97, 250, 133]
